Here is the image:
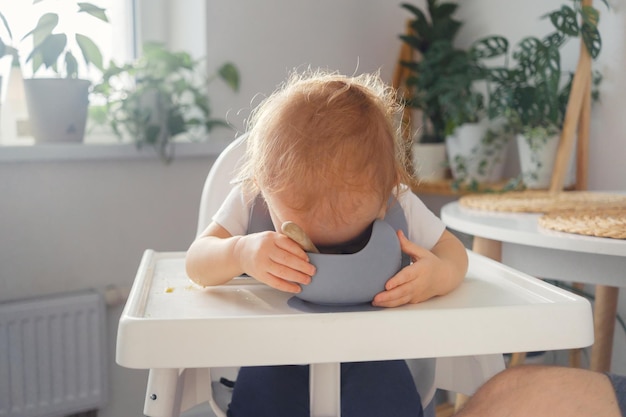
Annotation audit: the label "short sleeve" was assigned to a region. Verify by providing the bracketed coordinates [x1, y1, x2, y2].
[212, 183, 253, 236]
[397, 186, 446, 250]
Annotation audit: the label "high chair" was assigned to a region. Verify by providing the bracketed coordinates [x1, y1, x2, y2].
[195, 134, 501, 413]
[192, 134, 585, 415]
[115, 134, 593, 417]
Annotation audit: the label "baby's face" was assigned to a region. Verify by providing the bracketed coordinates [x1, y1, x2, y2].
[265, 192, 386, 249]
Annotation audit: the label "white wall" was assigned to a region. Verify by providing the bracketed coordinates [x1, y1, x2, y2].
[1, 1, 625, 416]
[0, 155, 217, 417]
[204, 0, 407, 137]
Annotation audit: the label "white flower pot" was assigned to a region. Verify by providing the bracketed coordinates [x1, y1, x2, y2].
[412, 142, 447, 181]
[516, 133, 576, 189]
[23, 78, 91, 143]
[446, 122, 508, 184]
[0, 67, 33, 144]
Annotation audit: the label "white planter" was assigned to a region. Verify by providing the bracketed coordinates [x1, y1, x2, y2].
[1, 67, 33, 145]
[23, 78, 91, 143]
[516, 133, 576, 189]
[412, 142, 447, 182]
[446, 122, 508, 184]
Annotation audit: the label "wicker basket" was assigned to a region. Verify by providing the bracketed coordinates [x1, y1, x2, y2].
[459, 191, 626, 214]
[538, 208, 626, 239]
[458, 190, 626, 239]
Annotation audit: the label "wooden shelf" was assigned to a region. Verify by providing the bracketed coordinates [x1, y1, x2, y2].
[410, 178, 516, 196]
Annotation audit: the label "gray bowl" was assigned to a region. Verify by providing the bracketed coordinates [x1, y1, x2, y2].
[296, 220, 402, 305]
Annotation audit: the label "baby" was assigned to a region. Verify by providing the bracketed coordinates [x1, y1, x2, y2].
[186, 70, 468, 417]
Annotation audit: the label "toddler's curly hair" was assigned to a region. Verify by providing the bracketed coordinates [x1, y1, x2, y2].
[240, 69, 411, 218]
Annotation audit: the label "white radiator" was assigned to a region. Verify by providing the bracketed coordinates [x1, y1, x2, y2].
[0, 291, 108, 417]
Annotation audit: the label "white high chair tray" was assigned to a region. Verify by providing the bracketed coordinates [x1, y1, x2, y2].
[117, 250, 593, 370]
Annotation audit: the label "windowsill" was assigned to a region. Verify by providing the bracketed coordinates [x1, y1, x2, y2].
[0, 140, 232, 163]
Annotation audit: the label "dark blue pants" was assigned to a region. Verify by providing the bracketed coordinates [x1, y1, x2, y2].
[227, 360, 424, 417]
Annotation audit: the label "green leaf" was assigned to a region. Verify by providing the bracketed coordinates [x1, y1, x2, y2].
[167, 109, 187, 137]
[401, 3, 428, 22]
[206, 119, 230, 132]
[0, 11, 12, 40]
[543, 32, 566, 49]
[486, 67, 511, 83]
[145, 124, 161, 145]
[548, 6, 579, 36]
[513, 37, 542, 72]
[581, 5, 599, 27]
[22, 13, 58, 45]
[399, 34, 421, 50]
[77, 2, 109, 23]
[193, 91, 210, 115]
[88, 104, 108, 124]
[65, 50, 79, 78]
[399, 60, 419, 71]
[76, 33, 103, 70]
[430, 3, 458, 20]
[431, 19, 462, 43]
[218, 62, 240, 91]
[471, 36, 508, 59]
[538, 44, 561, 89]
[0, 40, 5, 58]
[27, 33, 66, 73]
[581, 22, 602, 59]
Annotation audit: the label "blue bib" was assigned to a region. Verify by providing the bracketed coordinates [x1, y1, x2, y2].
[248, 195, 410, 305]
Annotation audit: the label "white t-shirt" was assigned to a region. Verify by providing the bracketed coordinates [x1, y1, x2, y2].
[213, 183, 446, 249]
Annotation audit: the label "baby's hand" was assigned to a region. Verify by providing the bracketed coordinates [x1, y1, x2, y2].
[235, 231, 315, 293]
[372, 230, 445, 307]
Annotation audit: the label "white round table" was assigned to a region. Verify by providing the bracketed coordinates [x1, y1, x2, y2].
[441, 201, 626, 371]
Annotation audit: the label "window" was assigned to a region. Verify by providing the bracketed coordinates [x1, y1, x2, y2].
[0, 0, 214, 154]
[0, 0, 135, 145]
[0, 0, 135, 79]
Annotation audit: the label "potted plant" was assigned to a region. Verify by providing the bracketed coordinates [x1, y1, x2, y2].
[399, 1, 511, 184]
[19, 1, 108, 143]
[399, 0, 462, 145]
[398, 0, 461, 181]
[442, 37, 512, 186]
[91, 42, 240, 163]
[487, 0, 607, 188]
[12, 0, 108, 142]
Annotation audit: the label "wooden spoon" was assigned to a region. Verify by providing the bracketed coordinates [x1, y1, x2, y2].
[281, 221, 320, 253]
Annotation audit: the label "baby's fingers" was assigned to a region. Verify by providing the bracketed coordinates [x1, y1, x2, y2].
[258, 272, 305, 294]
[372, 285, 412, 307]
[266, 257, 313, 286]
[269, 236, 315, 281]
[276, 234, 312, 261]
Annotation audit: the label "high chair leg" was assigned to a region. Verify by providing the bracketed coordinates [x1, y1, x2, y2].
[310, 363, 341, 417]
[144, 368, 218, 417]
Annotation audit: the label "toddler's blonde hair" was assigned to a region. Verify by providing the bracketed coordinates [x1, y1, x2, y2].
[240, 69, 411, 218]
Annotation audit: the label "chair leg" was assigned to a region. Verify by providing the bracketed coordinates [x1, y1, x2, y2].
[454, 393, 469, 413]
[508, 352, 527, 367]
[590, 285, 619, 372]
[435, 401, 456, 417]
[569, 348, 583, 368]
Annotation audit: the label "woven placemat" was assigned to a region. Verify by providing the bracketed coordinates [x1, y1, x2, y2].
[459, 191, 626, 213]
[539, 208, 626, 239]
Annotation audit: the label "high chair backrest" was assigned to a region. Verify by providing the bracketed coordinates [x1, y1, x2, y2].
[196, 134, 249, 236]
